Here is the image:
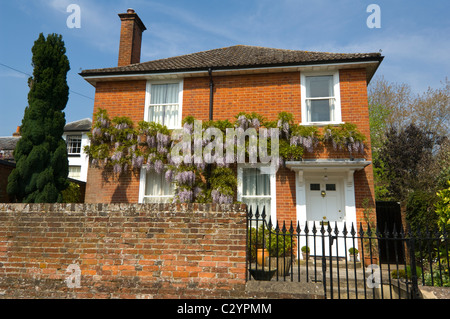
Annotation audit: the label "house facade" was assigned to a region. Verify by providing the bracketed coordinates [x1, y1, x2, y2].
[62, 118, 92, 182]
[81, 9, 383, 256]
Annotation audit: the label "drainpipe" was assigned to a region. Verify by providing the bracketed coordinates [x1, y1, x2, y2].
[208, 68, 214, 121]
[207, 68, 214, 189]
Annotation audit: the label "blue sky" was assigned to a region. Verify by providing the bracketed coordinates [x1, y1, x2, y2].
[0, 0, 449, 137]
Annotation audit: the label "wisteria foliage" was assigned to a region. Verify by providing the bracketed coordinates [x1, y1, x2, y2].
[85, 109, 366, 204]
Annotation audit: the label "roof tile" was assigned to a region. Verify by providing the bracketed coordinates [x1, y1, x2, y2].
[81, 45, 382, 76]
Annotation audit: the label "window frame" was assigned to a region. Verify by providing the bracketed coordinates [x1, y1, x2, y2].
[68, 165, 82, 179]
[66, 134, 82, 156]
[237, 164, 277, 225]
[300, 71, 342, 125]
[144, 79, 184, 129]
[138, 168, 175, 204]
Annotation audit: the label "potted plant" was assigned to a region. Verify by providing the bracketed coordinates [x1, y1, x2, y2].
[247, 225, 276, 281]
[348, 247, 359, 262]
[267, 231, 295, 276]
[301, 246, 310, 261]
[257, 247, 269, 267]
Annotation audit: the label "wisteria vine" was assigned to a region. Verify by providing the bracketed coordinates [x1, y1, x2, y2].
[85, 109, 366, 204]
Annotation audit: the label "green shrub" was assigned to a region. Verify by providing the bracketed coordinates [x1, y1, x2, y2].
[247, 225, 295, 260]
[391, 266, 422, 280]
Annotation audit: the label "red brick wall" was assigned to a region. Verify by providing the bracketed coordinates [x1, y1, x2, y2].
[183, 72, 301, 121]
[85, 80, 146, 203]
[0, 203, 247, 299]
[339, 69, 375, 226]
[84, 68, 375, 227]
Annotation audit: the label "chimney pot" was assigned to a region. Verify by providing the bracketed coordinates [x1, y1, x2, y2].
[13, 126, 20, 137]
[127, 8, 135, 13]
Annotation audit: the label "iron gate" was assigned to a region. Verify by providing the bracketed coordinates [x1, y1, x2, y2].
[246, 206, 449, 299]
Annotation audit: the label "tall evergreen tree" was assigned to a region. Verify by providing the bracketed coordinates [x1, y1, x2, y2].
[7, 33, 70, 202]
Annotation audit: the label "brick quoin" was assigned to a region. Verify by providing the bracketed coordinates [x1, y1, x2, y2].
[85, 68, 375, 228]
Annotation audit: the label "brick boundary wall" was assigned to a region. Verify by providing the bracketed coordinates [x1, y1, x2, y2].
[0, 203, 250, 299]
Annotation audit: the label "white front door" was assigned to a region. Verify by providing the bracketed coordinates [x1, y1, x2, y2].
[305, 179, 346, 257]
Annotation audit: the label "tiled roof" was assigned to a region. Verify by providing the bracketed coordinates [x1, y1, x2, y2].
[64, 118, 92, 132]
[80, 45, 383, 76]
[0, 137, 20, 151]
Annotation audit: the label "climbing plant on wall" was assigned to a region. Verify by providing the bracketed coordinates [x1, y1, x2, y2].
[84, 109, 367, 204]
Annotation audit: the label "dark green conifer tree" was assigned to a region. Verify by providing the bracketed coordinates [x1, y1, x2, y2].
[7, 33, 70, 202]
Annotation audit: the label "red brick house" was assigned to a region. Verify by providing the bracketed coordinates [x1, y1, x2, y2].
[80, 9, 383, 256]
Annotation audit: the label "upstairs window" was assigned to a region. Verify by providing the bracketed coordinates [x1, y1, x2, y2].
[67, 135, 82, 155]
[301, 72, 341, 124]
[146, 82, 182, 129]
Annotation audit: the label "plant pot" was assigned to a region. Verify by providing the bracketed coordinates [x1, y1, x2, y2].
[249, 268, 277, 281]
[302, 252, 310, 261]
[257, 248, 269, 267]
[363, 256, 378, 266]
[270, 257, 292, 276]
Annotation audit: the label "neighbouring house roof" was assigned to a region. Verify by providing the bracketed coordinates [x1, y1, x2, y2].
[0, 137, 20, 162]
[80, 45, 383, 83]
[0, 137, 20, 151]
[64, 118, 92, 132]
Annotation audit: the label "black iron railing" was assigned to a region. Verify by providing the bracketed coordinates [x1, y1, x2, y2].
[246, 206, 450, 299]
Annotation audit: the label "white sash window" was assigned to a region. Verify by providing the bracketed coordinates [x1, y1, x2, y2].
[145, 81, 183, 129]
[301, 72, 341, 125]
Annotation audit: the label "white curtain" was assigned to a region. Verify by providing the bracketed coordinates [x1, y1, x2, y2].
[242, 168, 271, 222]
[149, 83, 180, 128]
[242, 168, 270, 196]
[144, 170, 174, 203]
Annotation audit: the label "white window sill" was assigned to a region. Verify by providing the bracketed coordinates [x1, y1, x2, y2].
[299, 121, 345, 127]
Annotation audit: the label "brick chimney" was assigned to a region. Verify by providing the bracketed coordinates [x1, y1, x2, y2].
[118, 9, 147, 67]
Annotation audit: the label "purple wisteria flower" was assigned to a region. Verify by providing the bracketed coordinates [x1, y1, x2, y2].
[92, 127, 102, 137]
[175, 170, 196, 186]
[132, 155, 144, 169]
[115, 123, 129, 130]
[175, 189, 193, 203]
[157, 132, 170, 147]
[113, 163, 122, 175]
[111, 150, 123, 162]
[211, 190, 233, 204]
[193, 187, 202, 198]
[147, 135, 156, 148]
[154, 159, 164, 174]
[183, 122, 193, 135]
[165, 169, 173, 182]
[99, 117, 109, 128]
[237, 115, 249, 130]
